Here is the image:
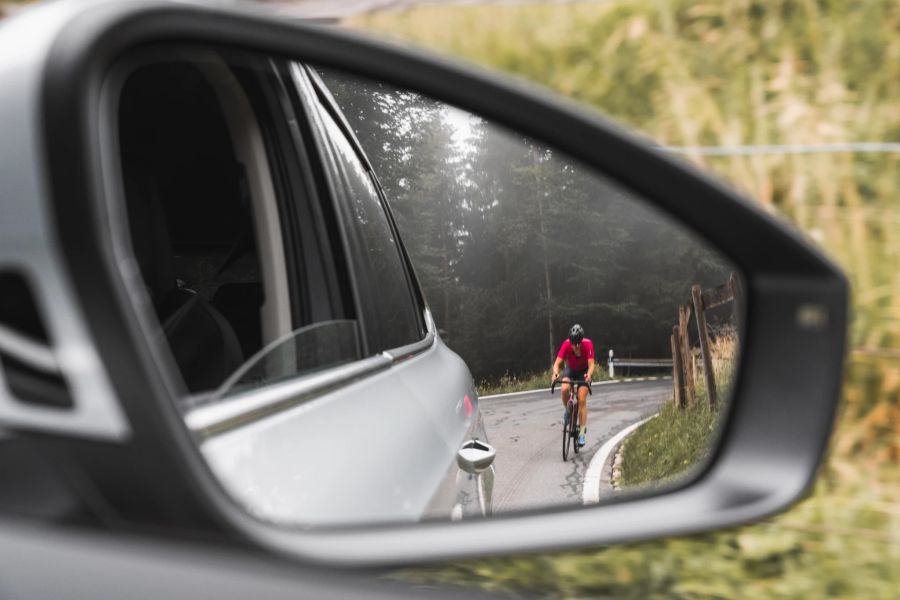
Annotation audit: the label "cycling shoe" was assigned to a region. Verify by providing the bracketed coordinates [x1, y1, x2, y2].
[577, 434, 586, 447]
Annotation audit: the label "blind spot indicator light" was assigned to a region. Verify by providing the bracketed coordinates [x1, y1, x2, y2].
[796, 304, 829, 331]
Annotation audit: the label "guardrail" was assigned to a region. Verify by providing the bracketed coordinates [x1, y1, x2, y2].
[607, 354, 672, 378]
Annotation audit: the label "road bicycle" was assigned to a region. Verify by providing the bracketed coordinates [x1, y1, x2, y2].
[551, 377, 592, 461]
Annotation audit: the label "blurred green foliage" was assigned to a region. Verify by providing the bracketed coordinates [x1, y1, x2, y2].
[352, 0, 900, 597]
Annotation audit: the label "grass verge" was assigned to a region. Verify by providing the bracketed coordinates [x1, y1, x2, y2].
[619, 328, 735, 488]
[617, 399, 719, 489]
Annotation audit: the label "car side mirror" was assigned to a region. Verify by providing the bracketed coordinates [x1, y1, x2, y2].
[0, 0, 847, 567]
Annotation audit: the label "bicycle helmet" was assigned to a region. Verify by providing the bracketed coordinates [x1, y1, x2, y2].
[568, 324, 584, 344]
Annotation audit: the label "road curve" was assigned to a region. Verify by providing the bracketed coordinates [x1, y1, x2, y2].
[480, 379, 671, 515]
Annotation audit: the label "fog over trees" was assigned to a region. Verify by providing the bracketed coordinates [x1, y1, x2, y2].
[320, 69, 733, 381]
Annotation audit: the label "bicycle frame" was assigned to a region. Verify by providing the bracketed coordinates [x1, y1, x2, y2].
[551, 377, 591, 461]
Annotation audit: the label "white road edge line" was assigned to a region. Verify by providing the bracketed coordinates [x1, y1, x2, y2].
[480, 376, 674, 400]
[582, 414, 658, 505]
[479, 379, 622, 400]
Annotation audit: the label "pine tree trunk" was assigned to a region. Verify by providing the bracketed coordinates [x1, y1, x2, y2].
[534, 148, 554, 360]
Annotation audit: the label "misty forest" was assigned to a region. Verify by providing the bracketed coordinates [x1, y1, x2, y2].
[320, 69, 735, 382]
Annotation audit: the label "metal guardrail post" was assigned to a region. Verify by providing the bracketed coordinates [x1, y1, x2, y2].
[608, 349, 614, 378]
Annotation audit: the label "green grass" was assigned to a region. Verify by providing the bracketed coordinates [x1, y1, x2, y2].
[477, 370, 554, 396]
[618, 399, 719, 489]
[619, 326, 736, 489]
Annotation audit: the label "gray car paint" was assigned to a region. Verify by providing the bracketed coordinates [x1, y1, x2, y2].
[0, 1, 129, 440]
[197, 336, 491, 526]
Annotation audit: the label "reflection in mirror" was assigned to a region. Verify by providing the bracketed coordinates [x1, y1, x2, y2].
[112, 47, 741, 529]
[320, 67, 742, 510]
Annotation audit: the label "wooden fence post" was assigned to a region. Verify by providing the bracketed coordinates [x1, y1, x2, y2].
[691, 284, 717, 410]
[671, 327, 685, 409]
[678, 304, 695, 406]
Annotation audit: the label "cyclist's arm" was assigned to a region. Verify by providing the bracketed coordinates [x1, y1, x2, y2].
[552, 356, 563, 381]
[585, 358, 596, 382]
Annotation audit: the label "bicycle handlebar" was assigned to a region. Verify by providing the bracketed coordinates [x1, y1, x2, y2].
[550, 377, 592, 395]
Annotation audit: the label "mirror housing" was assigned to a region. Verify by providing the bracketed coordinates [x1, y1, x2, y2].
[457, 440, 496, 475]
[0, 0, 847, 566]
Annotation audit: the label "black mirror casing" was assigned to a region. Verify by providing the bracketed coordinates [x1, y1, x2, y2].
[0, 0, 847, 566]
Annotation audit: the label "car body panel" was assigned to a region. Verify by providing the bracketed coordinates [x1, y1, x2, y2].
[198, 336, 490, 525]
[0, 0, 129, 441]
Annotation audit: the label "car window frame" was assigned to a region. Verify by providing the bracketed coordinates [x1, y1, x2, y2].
[99, 46, 391, 419]
[291, 63, 430, 355]
[248, 57, 359, 328]
[101, 45, 299, 388]
[225, 55, 320, 328]
[306, 67, 431, 334]
[178, 53, 435, 431]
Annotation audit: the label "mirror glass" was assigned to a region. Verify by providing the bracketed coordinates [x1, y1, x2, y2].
[112, 46, 741, 528]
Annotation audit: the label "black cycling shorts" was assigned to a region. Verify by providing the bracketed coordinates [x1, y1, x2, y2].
[562, 366, 587, 382]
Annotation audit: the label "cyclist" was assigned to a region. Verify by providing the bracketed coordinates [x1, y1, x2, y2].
[551, 324, 596, 447]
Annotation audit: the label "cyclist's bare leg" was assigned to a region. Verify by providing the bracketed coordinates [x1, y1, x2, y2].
[577, 384, 589, 432]
[561, 381, 572, 408]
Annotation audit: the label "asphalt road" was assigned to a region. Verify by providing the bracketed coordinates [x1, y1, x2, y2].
[480, 378, 671, 514]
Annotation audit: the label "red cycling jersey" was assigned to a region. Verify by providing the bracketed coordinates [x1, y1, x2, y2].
[557, 338, 594, 371]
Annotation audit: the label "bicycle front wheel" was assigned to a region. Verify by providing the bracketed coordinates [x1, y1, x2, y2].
[563, 404, 576, 461]
[572, 406, 580, 455]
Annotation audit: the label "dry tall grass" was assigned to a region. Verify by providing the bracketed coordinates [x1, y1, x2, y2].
[692, 326, 739, 406]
